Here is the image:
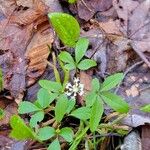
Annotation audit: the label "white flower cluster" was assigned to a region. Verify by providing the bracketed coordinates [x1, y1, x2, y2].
[65, 77, 84, 99]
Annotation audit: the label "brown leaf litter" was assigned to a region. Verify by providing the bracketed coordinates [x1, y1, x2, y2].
[0, 0, 62, 100]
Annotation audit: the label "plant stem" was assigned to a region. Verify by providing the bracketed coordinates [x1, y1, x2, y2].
[93, 132, 96, 150]
[69, 123, 89, 150]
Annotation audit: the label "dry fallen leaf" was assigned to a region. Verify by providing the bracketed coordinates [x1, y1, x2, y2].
[98, 19, 121, 35]
[0, 0, 16, 17]
[10, 0, 48, 26]
[26, 25, 54, 86]
[114, 0, 150, 52]
[77, 0, 112, 21]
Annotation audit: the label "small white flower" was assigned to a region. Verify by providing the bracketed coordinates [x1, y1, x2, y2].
[65, 77, 84, 99]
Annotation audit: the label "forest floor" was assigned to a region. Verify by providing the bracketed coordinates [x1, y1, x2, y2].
[0, 0, 150, 150]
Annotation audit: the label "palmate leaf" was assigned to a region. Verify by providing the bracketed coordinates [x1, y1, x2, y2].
[18, 101, 41, 114]
[70, 107, 91, 120]
[29, 111, 44, 128]
[90, 97, 103, 132]
[9, 115, 37, 140]
[37, 88, 58, 108]
[66, 99, 76, 114]
[101, 73, 124, 91]
[38, 126, 56, 141]
[77, 59, 96, 70]
[55, 95, 68, 122]
[48, 138, 61, 150]
[59, 127, 74, 142]
[39, 80, 62, 92]
[48, 13, 80, 47]
[75, 38, 89, 63]
[91, 78, 100, 91]
[85, 91, 97, 107]
[58, 51, 75, 64]
[101, 92, 129, 113]
[64, 63, 76, 70]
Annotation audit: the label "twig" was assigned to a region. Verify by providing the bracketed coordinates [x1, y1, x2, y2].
[42, 118, 55, 127]
[115, 61, 143, 93]
[89, 133, 122, 138]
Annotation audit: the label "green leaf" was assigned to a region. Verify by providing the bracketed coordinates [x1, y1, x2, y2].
[77, 59, 96, 70]
[90, 98, 103, 132]
[48, 138, 61, 150]
[37, 88, 58, 108]
[39, 80, 62, 92]
[59, 51, 75, 64]
[140, 104, 150, 112]
[66, 99, 76, 114]
[70, 107, 91, 120]
[55, 95, 68, 122]
[48, 13, 80, 47]
[38, 126, 56, 141]
[75, 38, 89, 63]
[59, 127, 74, 142]
[85, 91, 97, 107]
[0, 108, 4, 120]
[101, 73, 124, 91]
[68, 0, 76, 3]
[9, 115, 37, 140]
[30, 111, 44, 128]
[64, 63, 76, 70]
[101, 92, 129, 113]
[92, 78, 100, 91]
[18, 101, 41, 114]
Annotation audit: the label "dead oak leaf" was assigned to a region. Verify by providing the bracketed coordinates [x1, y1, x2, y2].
[114, 0, 150, 52]
[77, 0, 112, 21]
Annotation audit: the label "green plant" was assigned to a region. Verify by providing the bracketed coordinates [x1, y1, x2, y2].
[58, 38, 97, 71]
[10, 73, 129, 149]
[9, 12, 130, 150]
[0, 108, 4, 120]
[48, 12, 80, 47]
[140, 104, 150, 112]
[68, 0, 77, 4]
[85, 73, 129, 132]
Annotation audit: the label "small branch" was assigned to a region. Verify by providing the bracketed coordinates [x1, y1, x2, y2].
[42, 118, 55, 127]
